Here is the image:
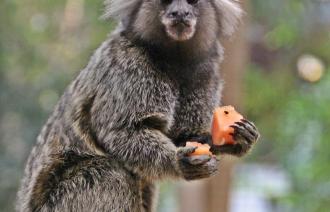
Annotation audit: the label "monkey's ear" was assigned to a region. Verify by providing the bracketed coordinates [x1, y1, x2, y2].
[214, 0, 243, 37]
[102, 0, 141, 21]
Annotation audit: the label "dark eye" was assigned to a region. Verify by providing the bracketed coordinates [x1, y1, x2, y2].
[161, 0, 173, 4]
[187, 0, 199, 4]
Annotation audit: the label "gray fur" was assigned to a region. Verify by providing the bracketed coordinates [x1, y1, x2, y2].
[16, 0, 258, 211]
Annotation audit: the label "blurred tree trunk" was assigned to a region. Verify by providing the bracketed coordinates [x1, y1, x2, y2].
[179, 1, 249, 212]
[61, 0, 85, 36]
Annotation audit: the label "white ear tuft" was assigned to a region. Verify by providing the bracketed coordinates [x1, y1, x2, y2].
[102, 0, 141, 21]
[214, 0, 243, 36]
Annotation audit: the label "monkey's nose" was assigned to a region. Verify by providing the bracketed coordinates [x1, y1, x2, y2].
[168, 10, 192, 20]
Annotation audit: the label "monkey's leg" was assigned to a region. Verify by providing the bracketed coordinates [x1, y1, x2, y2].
[141, 182, 159, 212]
[29, 152, 143, 212]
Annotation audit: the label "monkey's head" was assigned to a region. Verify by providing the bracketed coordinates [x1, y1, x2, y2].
[159, 0, 198, 41]
[104, 0, 242, 53]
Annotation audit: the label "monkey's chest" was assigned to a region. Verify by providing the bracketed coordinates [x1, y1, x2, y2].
[168, 87, 219, 143]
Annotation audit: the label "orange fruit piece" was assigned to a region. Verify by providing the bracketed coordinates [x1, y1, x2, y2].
[211, 106, 243, 146]
[185, 141, 212, 156]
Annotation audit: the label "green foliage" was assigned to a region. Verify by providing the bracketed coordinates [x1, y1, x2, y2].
[0, 0, 329, 211]
[245, 67, 330, 211]
[277, 72, 330, 211]
[244, 1, 330, 211]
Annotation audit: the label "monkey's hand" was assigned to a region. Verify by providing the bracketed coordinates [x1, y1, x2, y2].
[176, 146, 219, 181]
[211, 119, 260, 157]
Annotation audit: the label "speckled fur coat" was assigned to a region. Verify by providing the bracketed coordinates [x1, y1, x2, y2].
[15, 0, 257, 211]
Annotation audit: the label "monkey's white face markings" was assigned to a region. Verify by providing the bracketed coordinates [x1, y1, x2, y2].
[161, 16, 197, 41]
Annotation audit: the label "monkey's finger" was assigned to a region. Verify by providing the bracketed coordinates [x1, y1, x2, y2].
[184, 168, 218, 180]
[183, 157, 219, 180]
[193, 157, 219, 174]
[241, 120, 260, 140]
[241, 119, 258, 131]
[234, 121, 259, 138]
[230, 125, 255, 144]
[205, 157, 219, 169]
[235, 139, 250, 153]
[210, 145, 222, 155]
[182, 155, 211, 165]
[177, 146, 197, 158]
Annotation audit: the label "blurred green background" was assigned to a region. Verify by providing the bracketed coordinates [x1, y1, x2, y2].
[0, 0, 329, 211]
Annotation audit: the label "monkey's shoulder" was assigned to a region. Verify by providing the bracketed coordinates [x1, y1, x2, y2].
[106, 36, 157, 72]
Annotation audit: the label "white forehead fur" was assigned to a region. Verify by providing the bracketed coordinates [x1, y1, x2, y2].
[103, 0, 243, 36]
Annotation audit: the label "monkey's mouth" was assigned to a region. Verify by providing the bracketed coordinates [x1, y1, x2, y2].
[162, 18, 197, 41]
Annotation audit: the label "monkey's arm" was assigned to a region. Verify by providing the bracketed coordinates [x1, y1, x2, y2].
[99, 126, 218, 180]
[101, 126, 180, 180]
[169, 67, 259, 157]
[77, 61, 217, 180]
[184, 118, 260, 157]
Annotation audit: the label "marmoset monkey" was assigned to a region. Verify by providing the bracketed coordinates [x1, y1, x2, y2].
[17, 0, 259, 211]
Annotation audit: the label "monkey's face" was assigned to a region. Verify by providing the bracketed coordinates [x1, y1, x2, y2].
[105, 0, 242, 52]
[160, 0, 198, 41]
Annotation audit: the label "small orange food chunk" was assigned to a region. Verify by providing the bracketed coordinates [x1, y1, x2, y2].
[212, 106, 243, 146]
[186, 141, 212, 156]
